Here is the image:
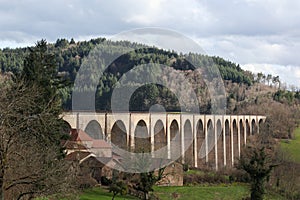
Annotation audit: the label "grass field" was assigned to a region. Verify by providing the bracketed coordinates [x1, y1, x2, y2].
[77, 184, 283, 200]
[79, 187, 138, 200]
[281, 127, 300, 163]
[153, 184, 283, 200]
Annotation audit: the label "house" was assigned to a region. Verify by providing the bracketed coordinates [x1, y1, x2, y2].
[63, 128, 183, 186]
[64, 129, 119, 183]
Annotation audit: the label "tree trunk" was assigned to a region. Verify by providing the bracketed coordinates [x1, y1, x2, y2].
[144, 192, 149, 200]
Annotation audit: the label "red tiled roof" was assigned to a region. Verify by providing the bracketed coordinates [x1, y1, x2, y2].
[92, 140, 111, 148]
[69, 129, 112, 149]
[64, 141, 87, 150]
[65, 151, 92, 161]
[70, 129, 93, 142]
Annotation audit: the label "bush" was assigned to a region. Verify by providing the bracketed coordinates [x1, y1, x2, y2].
[228, 169, 250, 183]
[183, 167, 252, 186]
[183, 170, 229, 185]
[269, 161, 300, 199]
[77, 176, 98, 189]
[183, 164, 189, 172]
[100, 176, 112, 186]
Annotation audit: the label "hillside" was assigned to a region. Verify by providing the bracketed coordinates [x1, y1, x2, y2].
[1, 38, 300, 138]
[0, 38, 252, 111]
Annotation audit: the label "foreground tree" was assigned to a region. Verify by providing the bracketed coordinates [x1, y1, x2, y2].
[0, 40, 74, 199]
[238, 142, 277, 200]
[109, 171, 127, 200]
[121, 151, 167, 200]
[134, 168, 165, 200]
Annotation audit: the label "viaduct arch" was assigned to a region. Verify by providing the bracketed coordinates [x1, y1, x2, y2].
[63, 112, 266, 170]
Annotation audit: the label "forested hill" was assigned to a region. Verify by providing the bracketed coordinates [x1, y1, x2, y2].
[0, 38, 253, 112]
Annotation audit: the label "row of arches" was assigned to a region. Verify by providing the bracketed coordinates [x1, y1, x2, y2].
[80, 117, 264, 169]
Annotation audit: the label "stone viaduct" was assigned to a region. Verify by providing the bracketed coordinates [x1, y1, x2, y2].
[63, 112, 266, 170]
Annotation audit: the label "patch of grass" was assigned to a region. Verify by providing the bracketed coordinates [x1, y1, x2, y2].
[79, 187, 138, 200]
[281, 127, 300, 163]
[153, 184, 283, 200]
[37, 184, 283, 200]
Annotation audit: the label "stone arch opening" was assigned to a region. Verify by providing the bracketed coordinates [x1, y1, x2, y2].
[225, 120, 231, 167]
[246, 119, 250, 137]
[216, 119, 224, 169]
[134, 120, 150, 153]
[62, 120, 72, 134]
[251, 119, 257, 135]
[197, 120, 205, 168]
[84, 120, 104, 139]
[154, 120, 166, 151]
[240, 119, 245, 147]
[233, 119, 238, 163]
[170, 120, 181, 162]
[111, 120, 127, 151]
[207, 119, 216, 169]
[184, 120, 193, 166]
[258, 118, 264, 133]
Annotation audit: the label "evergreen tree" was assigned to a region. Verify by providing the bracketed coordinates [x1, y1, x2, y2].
[70, 38, 76, 45]
[21, 39, 63, 115]
[238, 146, 277, 200]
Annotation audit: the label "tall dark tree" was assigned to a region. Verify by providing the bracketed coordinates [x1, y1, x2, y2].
[238, 145, 277, 200]
[0, 40, 73, 199]
[22, 40, 61, 105]
[21, 40, 65, 138]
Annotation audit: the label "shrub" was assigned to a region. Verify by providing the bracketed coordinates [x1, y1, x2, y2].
[100, 176, 112, 186]
[183, 170, 229, 185]
[227, 169, 250, 183]
[77, 176, 98, 189]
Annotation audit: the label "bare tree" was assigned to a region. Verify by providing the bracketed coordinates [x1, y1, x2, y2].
[272, 76, 280, 89]
[0, 40, 78, 199]
[266, 74, 272, 86]
[0, 79, 74, 199]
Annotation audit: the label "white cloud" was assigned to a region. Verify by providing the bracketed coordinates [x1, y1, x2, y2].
[242, 63, 300, 87]
[195, 34, 300, 66]
[194, 33, 300, 86]
[0, 0, 299, 86]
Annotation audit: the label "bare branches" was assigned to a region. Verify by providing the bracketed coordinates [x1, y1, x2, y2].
[0, 79, 74, 199]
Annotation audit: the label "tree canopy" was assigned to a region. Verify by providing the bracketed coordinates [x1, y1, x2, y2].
[0, 38, 254, 112]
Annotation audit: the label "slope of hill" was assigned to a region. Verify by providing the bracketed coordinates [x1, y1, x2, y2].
[0, 38, 252, 112]
[1, 38, 300, 139]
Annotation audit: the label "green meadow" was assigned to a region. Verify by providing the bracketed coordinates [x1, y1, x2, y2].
[281, 127, 300, 163]
[78, 184, 283, 200]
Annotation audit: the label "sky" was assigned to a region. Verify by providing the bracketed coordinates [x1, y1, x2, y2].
[0, 0, 299, 87]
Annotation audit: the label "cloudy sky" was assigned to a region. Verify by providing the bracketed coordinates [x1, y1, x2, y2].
[0, 0, 299, 86]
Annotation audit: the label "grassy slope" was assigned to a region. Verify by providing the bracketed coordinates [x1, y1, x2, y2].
[281, 127, 300, 163]
[78, 185, 283, 200]
[153, 185, 283, 200]
[79, 187, 138, 200]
